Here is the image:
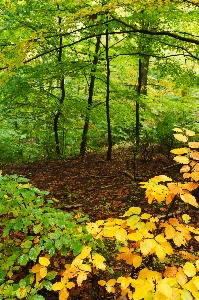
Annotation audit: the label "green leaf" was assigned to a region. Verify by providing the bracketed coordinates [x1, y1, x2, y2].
[45, 271, 57, 280]
[49, 230, 63, 240]
[71, 240, 83, 256]
[21, 240, 32, 249]
[18, 254, 29, 266]
[43, 280, 52, 290]
[0, 269, 6, 282]
[33, 295, 45, 300]
[29, 245, 41, 262]
[55, 239, 62, 250]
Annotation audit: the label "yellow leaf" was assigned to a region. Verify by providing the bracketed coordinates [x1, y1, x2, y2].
[171, 148, 189, 155]
[191, 171, 199, 181]
[173, 232, 185, 247]
[192, 276, 199, 289]
[51, 282, 65, 291]
[78, 263, 91, 272]
[127, 231, 143, 241]
[107, 279, 116, 286]
[164, 266, 177, 278]
[173, 134, 188, 142]
[133, 255, 142, 268]
[155, 234, 166, 243]
[153, 175, 172, 182]
[115, 228, 127, 242]
[66, 281, 75, 289]
[180, 193, 198, 207]
[185, 129, 195, 136]
[92, 253, 106, 270]
[183, 262, 196, 277]
[98, 280, 106, 286]
[117, 276, 133, 290]
[39, 257, 50, 267]
[182, 214, 191, 224]
[36, 272, 42, 283]
[123, 206, 141, 217]
[141, 213, 151, 219]
[190, 151, 199, 160]
[31, 264, 41, 273]
[40, 267, 47, 278]
[76, 246, 92, 260]
[156, 279, 173, 298]
[173, 156, 189, 164]
[59, 287, 69, 300]
[173, 128, 183, 133]
[176, 268, 187, 286]
[118, 246, 131, 253]
[164, 224, 176, 239]
[140, 239, 156, 256]
[77, 271, 87, 286]
[188, 142, 199, 149]
[180, 165, 190, 173]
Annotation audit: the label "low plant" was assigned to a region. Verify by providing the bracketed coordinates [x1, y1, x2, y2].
[1, 127, 199, 299]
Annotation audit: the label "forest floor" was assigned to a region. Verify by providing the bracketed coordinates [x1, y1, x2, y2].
[0, 147, 196, 300]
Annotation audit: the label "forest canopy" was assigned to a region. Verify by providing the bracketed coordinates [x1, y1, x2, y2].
[0, 0, 198, 162]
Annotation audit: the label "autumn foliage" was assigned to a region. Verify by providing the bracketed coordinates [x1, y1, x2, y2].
[1, 128, 199, 299]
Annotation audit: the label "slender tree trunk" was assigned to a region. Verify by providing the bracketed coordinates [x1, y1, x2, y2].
[80, 36, 101, 155]
[53, 9, 65, 155]
[136, 55, 150, 145]
[105, 27, 112, 161]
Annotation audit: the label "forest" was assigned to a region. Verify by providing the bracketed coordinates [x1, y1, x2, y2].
[0, 0, 199, 299]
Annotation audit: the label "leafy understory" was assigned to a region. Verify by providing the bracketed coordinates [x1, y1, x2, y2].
[0, 128, 199, 299]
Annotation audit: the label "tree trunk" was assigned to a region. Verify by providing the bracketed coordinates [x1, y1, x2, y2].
[53, 9, 65, 156]
[105, 27, 112, 161]
[136, 55, 150, 145]
[80, 36, 101, 155]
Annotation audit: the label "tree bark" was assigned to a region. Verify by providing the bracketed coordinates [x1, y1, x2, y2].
[80, 36, 101, 155]
[136, 55, 150, 145]
[105, 27, 112, 161]
[53, 9, 65, 156]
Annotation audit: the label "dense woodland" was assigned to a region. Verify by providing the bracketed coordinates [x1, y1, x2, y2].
[1, 1, 199, 300]
[0, 0, 199, 162]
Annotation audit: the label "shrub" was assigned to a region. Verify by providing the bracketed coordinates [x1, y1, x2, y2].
[1, 127, 199, 299]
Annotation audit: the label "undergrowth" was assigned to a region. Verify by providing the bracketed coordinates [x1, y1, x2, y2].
[0, 128, 199, 299]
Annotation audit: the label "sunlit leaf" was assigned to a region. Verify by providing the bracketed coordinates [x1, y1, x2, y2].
[173, 156, 189, 164]
[59, 287, 69, 300]
[123, 206, 141, 217]
[39, 257, 50, 267]
[171, 148, 189, 155]
[180, 193, 198, 207]
[185, 129, 195, 136]
[173, 134, 188, 142]
[182, 214, 191, 224]
[51, 281, 65, 291]
[183, 262, 196, 277]
[164, 266, 177, 278]
[40, 266, 47, 278]
[173, 128, 183, 133]
[188, 142, 199, 149]
[76, 246, 91, 260]
[180, 165, 190, 173]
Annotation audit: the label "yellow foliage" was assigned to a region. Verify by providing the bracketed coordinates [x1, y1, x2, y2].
[180, 193, 198, 207]
[188, 142, 199, 149]
[173, 155, 189, 164]
[123, 206, 141, 217]
[91, 253, 106, 270]
[173, 134, 188, 142]
[59, 287, 69, 300]
[39, 257, 50, 267]
[77, 271, 87, 286]
[171, 147, 189, 155]
[183, 262, 196, 278]
[76, 246, 91, 260]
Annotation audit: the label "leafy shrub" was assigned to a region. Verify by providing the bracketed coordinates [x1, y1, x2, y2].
[1, 127, 199, 299]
